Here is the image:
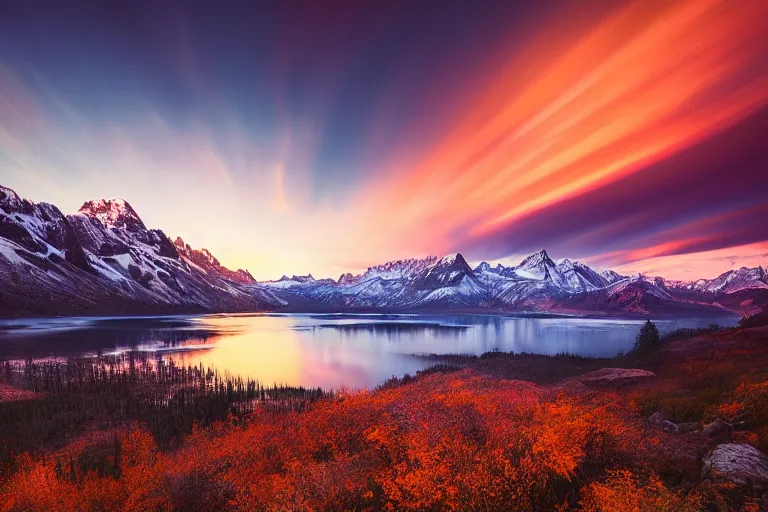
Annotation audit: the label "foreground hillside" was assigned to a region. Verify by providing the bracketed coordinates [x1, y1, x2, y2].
[2, 317, 768, 511]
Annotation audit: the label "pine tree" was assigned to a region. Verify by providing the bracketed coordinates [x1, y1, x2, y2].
[633, 320, 660, 355]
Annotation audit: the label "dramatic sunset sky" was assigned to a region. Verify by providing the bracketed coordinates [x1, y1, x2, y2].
[1, 0, 766, 280]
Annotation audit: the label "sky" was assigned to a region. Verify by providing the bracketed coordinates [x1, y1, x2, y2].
[1, 0, 767, 281]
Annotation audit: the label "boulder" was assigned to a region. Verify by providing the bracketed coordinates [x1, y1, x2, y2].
[647, 413, 699, 434]
[677, 422, 700, 434]
[702, 443, 768, 485]
[660, 420, 680, 434]
[577, 368, 656, 386]
[703, 418, 733, 438]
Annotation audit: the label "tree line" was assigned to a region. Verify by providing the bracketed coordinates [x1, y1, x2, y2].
[0, 353, 329, 476]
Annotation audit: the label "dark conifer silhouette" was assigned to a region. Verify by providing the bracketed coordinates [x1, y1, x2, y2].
[633, 320, 661, 355]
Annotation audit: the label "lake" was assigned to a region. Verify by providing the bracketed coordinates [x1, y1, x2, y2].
[0, 313, 733, 389]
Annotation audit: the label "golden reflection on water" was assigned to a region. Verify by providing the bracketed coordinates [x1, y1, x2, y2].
[1, 313, 729, 389]
[163, 316, 303, 386]
[160, 315, 404, 389]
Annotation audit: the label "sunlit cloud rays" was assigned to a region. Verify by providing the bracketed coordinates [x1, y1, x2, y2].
[1, 0, 767, 281]
[342, 0, 768, 267]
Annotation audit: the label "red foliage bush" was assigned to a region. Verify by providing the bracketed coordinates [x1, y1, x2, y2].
[2, 370, 658, 511]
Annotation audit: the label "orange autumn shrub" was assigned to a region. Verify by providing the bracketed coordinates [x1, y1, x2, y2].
[580, 469, 703, 512]
[0, 371, 648, 511]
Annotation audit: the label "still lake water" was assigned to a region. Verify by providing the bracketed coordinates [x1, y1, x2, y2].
[0, 313, 733, 389]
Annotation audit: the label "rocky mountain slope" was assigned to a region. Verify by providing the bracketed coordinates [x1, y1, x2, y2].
[0, 185, 283, 317]
[2, 184, 766, 318]
[258, 249, 767, 318]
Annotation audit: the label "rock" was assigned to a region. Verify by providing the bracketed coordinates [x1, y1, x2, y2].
[577, 368, 656, 385]
[647, 414, 699, 434]
[702, 443, 768, 485]
[660, 420, 680, 434]
[703, 418, 733, 437]
[554, 379, 592, 397]
[677, 422, 700, 434]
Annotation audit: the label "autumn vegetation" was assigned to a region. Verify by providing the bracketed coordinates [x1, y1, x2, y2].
[2, 312, 768, 511]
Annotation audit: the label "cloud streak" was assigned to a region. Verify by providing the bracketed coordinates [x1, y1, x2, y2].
[1, 0, 766, 280]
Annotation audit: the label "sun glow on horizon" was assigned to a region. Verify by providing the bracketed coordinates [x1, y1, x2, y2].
[0, 0, 766, 281]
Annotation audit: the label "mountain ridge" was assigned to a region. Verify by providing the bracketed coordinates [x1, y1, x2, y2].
[1, 185, 765, 318]
[257, 250, 766, 318]
[0, 187, 281, 317]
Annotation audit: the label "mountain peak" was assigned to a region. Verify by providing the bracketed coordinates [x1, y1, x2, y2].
[519, 249, 554, 268]
[338, 272, 357, 285]
[77, 198, 146, 232]
[438, 252, 465, 266]
[173, 236, 188, 249]
[475, 261, 492, 273]
[600, 269, 627, 285]
[0, 185, 25, 214]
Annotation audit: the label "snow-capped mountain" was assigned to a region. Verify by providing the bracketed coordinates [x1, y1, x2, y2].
[253, 253, 487, 310]
[661, 266, 768, 295]
[172, 237, 256, 285]
[0, 185, 283, 317]
[557, 275, 726, 317]
[600, 269, 627, 285]
[258, 249, 763, 317]
[2, 184, 766, 318]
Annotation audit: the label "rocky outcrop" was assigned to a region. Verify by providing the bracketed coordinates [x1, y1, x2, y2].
[702, 418, 734, 438]
[647, 413, 700, 434]
[173, 237, 255, 285]
[577, 368, 656, 386]
[702, 443, 768, 485]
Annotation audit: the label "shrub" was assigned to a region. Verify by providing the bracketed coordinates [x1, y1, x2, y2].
[580, 469, 703, 512]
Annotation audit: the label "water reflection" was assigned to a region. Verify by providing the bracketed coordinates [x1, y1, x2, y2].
[0, 313, 735, 388]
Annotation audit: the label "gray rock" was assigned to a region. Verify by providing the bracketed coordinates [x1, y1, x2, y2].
[703, 418, 733, 437]
[577, 368, 656, 385]
[660, 420, 680, 434]
[703, 443, 768, 485]
[677, 422, 700, 434]
[648, 412, 665, 426]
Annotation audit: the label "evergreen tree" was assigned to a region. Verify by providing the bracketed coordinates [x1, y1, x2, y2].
[634, 320, 660, 355]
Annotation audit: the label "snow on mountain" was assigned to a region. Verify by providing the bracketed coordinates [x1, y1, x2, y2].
[3, 185, 766, 318]
[556, 275, 727, 317]
[259, 253, 486, 309]
[475, 253, 607, 295]
[359, 256, 439, 281]
[662, 266, 768, 295]
[172, 237, 256, 285]
[556, 258, 609, 292]
[258, 250, 762, 316]
[600, 269, 627, 285]
[0, 186, 282, 317]
[77, 198, 146, 232]
[513, 250, 562, 282]
[474, 261, 493, 274]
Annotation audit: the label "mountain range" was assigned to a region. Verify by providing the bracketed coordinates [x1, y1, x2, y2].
[256, 251, 767, 318]
[1, 185, 766, 318]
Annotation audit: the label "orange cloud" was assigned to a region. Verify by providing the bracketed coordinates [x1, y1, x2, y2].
[343, 0, 768, 263]
[609, 241, 768, 280]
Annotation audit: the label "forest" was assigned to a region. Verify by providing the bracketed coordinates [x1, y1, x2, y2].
[1, 308, 767, 511]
